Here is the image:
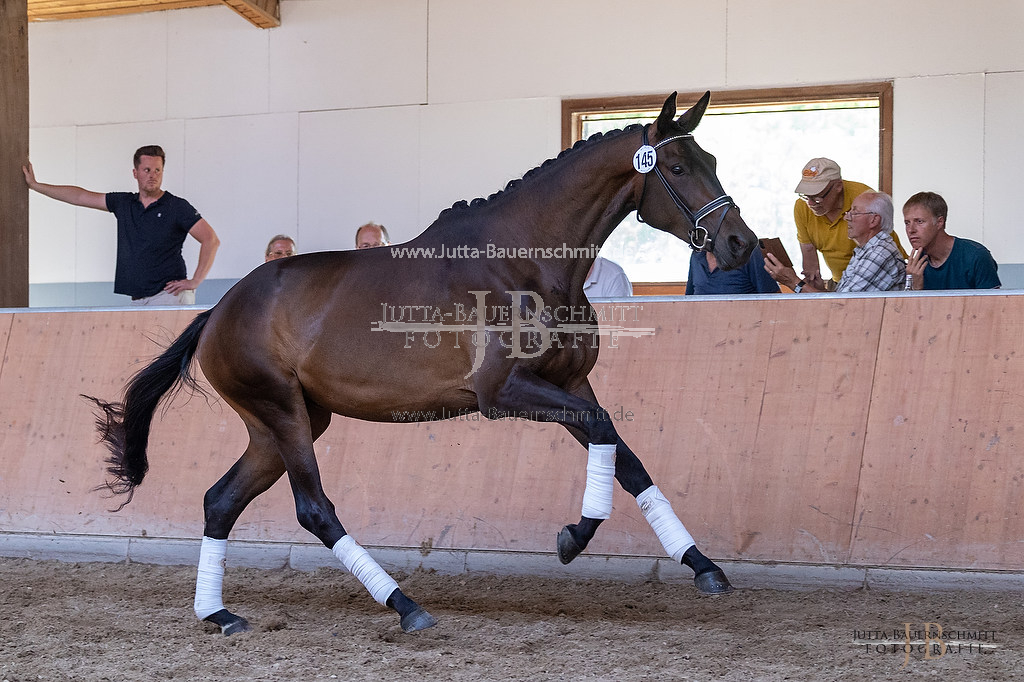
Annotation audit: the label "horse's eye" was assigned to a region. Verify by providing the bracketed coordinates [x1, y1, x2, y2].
[671, 165, 684, 175]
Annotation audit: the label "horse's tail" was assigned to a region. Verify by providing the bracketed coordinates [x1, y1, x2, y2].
[83, 309, 214, 510]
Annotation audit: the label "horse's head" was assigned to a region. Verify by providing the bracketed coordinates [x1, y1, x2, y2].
[635, 92, 757, 270]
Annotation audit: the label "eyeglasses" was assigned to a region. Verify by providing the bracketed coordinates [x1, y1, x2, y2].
[799, 182, 837, 204]
[844, 210, 877, 219]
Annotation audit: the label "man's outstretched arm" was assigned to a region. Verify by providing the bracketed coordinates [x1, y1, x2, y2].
[23, 160, 108, 211]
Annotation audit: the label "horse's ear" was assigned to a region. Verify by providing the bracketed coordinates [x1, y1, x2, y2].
[654, 92, 678, 137]
[677, 91, 712, 134]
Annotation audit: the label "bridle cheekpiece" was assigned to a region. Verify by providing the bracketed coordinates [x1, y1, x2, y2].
[634, 124, 737, 252]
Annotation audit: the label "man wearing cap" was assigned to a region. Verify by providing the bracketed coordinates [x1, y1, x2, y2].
[793, 157, 906, 289]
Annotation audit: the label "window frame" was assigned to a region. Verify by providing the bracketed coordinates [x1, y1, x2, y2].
[561, 82, 893, 196]
[561, 83, 893, 292]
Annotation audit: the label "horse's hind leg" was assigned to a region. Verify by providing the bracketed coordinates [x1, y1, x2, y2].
[282, 445, 436, 632]
[195, 423, 292, 635]
[256, 395, 435, 633]
[196, 397, 434, 634]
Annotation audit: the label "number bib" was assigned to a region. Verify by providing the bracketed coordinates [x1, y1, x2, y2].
[633, 145, 657, 174]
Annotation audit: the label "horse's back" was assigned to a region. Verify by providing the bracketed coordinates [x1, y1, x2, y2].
[197, 252, 480, 422]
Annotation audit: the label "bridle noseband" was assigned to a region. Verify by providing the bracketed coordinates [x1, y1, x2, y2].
[634, 125, 737, 252]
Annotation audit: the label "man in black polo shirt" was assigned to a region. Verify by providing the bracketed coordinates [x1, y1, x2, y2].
[23, 145, 220, 305]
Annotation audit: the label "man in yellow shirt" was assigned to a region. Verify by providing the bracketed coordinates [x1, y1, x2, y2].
[793, 157, 906, 288]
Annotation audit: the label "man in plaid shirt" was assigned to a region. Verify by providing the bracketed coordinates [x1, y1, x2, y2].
[764, 192, 905, 293]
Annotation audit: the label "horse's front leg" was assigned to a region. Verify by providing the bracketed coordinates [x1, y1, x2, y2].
[605, 436, 733, 594]
[561, 380, 733, 594]
[483, 368, 732, 594]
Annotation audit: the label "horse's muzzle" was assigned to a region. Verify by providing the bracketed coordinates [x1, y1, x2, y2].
[713, 225, 757, 271]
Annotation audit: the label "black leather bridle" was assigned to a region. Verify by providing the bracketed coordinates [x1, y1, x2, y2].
[634, 125, 737, 252]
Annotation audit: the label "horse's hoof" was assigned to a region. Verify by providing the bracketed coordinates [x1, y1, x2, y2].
[694, 569, 734, 595]
[205, 608, 252, 636]
[221, 617, 252, 636]
[400, 607, 437, 633]
[556, 526, 583, 565]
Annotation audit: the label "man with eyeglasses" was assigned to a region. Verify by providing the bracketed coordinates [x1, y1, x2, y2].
[264, 234, 297, 262]
[793, 158, 906, 289]
[765, 191, 905, 293]
[355, 222, 391, 249]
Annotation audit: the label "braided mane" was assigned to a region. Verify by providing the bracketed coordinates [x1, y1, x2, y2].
[437, 124, 643, 219]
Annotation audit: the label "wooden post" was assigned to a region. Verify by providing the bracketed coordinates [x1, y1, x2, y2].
[0, 0, 30, 308]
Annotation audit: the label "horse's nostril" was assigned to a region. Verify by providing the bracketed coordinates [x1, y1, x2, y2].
[728, 233, 750, 253]
[720, 231, 756, 268]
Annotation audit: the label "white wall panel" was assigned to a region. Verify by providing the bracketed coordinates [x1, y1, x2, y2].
[417, 98, 562, 230]
[298, 106, 421, 250]
[27, 128, 78, 284]
[28, 13, 169, 128]
[183, 113, 299, 279]
[885, 0, 1024, 74]
[892, 75, 984, 243]
[167, 6, 271, 120]
[728, 0, 1024, 87]
[269, 0, 427, 113]
[428, 0, 728, 103]
[983, 72, 1024, 264]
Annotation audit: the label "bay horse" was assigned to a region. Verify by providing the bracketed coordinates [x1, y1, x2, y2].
[86, 91, 757, 635]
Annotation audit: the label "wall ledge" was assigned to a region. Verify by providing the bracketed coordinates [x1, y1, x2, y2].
[2, 532, 1020, 593]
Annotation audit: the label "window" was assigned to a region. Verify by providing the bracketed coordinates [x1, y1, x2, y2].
[562, 83, 892, 284]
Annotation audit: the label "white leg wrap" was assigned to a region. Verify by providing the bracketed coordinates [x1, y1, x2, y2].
[332, 535, 400, 606]
[581, 443, 616, 519]
[194, 536, 227, 620]
[636, 485, 695, 563]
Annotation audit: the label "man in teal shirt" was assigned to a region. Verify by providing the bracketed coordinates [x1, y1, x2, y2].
[904, 191, 1000, 290]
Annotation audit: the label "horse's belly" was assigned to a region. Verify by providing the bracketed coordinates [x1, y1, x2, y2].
[299, 367, 478, 423]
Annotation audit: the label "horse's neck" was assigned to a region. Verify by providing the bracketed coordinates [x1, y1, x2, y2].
[427, 131, 641, 254]
[515, 134, 641, 250]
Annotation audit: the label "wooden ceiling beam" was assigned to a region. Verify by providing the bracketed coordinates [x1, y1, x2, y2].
[220, 0, 278, 28]
[27, 0, 279, 28]
[27, 1, 220, 22]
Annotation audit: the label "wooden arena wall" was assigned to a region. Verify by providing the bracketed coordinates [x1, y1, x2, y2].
[1, 295, 1021, 572]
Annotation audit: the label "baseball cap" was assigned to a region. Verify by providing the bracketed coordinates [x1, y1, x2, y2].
[795, 158, 841, 195]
